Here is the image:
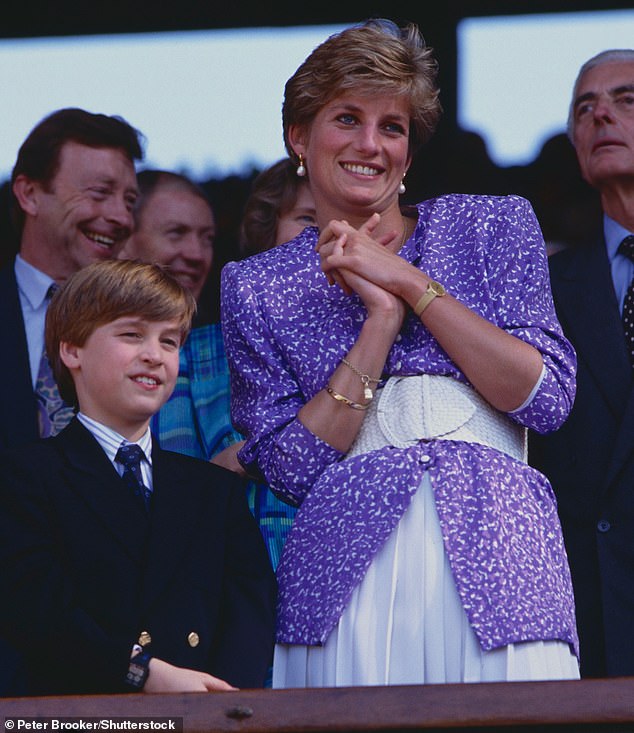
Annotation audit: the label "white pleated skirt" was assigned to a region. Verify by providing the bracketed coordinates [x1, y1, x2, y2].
[273, 474, 579, 688]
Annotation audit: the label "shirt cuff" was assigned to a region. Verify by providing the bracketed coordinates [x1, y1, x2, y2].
[508, 360, 546, 414]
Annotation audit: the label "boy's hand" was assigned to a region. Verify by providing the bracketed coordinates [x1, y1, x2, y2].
[144, 657, 238, 693]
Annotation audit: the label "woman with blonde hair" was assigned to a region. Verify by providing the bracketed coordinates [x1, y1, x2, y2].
[221, 18, 579, 687]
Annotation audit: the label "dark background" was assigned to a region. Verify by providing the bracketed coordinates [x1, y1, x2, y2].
[1, 1, 628, 320]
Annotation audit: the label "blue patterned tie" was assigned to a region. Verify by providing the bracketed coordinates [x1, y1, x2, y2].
[35, 284, 75, 437]
[116, 443, 152, 509]
[618, 235, 634, 369]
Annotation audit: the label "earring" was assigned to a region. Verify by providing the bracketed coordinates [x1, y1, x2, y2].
[296, 154, 306, 177]
[398, 179, 406, 195]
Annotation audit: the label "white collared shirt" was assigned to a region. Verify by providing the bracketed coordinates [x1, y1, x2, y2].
[14, 255, 56, 387]
[606, 214, 634, 313]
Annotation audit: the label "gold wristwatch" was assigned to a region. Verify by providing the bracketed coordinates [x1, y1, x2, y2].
[414, 280, 446, 317]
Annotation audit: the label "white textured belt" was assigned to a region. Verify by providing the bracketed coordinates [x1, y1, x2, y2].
[347, 374, 527, 462]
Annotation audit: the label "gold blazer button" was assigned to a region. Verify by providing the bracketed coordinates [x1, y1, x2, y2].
[138, 631, 152, 647]
[187, 631, 200, 648]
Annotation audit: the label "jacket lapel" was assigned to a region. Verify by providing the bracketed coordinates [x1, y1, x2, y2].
[140, 442, 204, 610]
[552, 241, 631, 420]
[552, 240, 634, 494]
[604, 388, 634, 490]
[0, 264, 40, 449]
[56, 419, 148, 559]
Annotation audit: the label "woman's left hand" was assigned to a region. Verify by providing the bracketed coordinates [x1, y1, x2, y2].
[318, 213, 545, 414]
[317, 214, 408, 323]
[317, 213, 408, 293]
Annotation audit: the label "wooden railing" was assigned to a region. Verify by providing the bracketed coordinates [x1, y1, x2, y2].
[2, 677, 634, 732]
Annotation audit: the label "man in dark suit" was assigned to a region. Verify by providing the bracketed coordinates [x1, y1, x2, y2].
[0, 107, 143, 452]
[530, 49, 634, 678]
[0, 259, 276, 694]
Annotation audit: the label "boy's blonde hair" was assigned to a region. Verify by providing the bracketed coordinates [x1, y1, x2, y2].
[46, 259, 197, 406]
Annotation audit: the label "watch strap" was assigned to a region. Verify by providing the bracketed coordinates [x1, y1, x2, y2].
[125, 650, 152, 690]
[414, 280, 445, 317]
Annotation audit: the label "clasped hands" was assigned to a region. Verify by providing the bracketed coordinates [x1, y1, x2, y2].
[316, 213, 409, 319]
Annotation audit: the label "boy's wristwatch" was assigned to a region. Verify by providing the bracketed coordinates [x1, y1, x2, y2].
[125, 650, 152, 690]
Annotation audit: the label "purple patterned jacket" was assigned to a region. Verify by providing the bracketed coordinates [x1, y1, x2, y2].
[221, 194, 579, 655]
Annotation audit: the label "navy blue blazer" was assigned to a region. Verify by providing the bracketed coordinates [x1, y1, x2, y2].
[0, 262, 40, 451]
[0, 261, 42, 695]
[0, 419, 277, 695]
[530, 233, 634, 677]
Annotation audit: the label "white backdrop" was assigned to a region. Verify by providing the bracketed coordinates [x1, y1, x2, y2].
[0, 24, 346, 181]
[1, 10, 633, 182]
[459, 8, 634, 165]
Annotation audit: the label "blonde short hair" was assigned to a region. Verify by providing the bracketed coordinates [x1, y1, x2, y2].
[46, 259, 196, 405]
[282, 18, 442, 162]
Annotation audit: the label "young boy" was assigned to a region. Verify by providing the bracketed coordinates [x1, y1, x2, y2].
[0, 259, 276, 696]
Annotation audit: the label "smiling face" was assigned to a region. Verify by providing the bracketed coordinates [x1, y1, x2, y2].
[15, 141, 138, 282]
[289, 93, 411, 225]
[572, 60, 634, 190]
[61, 316, 181, 441]
[123, 187, 215, 301]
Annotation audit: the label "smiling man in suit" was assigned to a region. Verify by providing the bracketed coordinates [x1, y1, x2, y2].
[0, 107, 144, 452]
[530, 49, 634, 678]
[0, 259, 276, 695]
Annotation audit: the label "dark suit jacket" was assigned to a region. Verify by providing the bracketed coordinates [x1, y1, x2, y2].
[530, 233, 634, 677]
[0, 419, 277, 695]
[0, 262, 40, 451]
[0, 261, 42, 695]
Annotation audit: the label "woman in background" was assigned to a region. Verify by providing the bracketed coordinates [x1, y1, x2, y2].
[239, 158, 316, 256]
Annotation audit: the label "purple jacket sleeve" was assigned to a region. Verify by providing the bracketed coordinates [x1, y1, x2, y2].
[476, 195, 577, 433]
[221, 261, 342, 505]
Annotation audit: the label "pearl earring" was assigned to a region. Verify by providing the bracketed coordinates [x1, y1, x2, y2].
[398, 179, 406, 195]
[296, 154, 306, 177]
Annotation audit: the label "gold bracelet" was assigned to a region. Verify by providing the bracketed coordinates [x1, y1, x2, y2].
[325, 386, 371, 410]
[341, 358, 380, 401]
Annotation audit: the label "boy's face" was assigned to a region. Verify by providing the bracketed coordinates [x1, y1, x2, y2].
[61, 316, 182, 441]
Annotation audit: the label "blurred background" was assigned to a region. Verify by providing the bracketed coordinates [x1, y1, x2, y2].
[1, 0, 632, 316]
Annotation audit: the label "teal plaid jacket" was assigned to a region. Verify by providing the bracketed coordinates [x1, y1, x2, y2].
[151, 323, 295, 569]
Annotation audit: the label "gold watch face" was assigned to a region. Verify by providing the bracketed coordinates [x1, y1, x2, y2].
[429, 280, 446, 297]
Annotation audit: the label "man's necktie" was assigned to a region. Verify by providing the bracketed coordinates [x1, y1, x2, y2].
[116, 443, 152, 509]
[618, 235, 634, 369]
[34, 284, 75, 437]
